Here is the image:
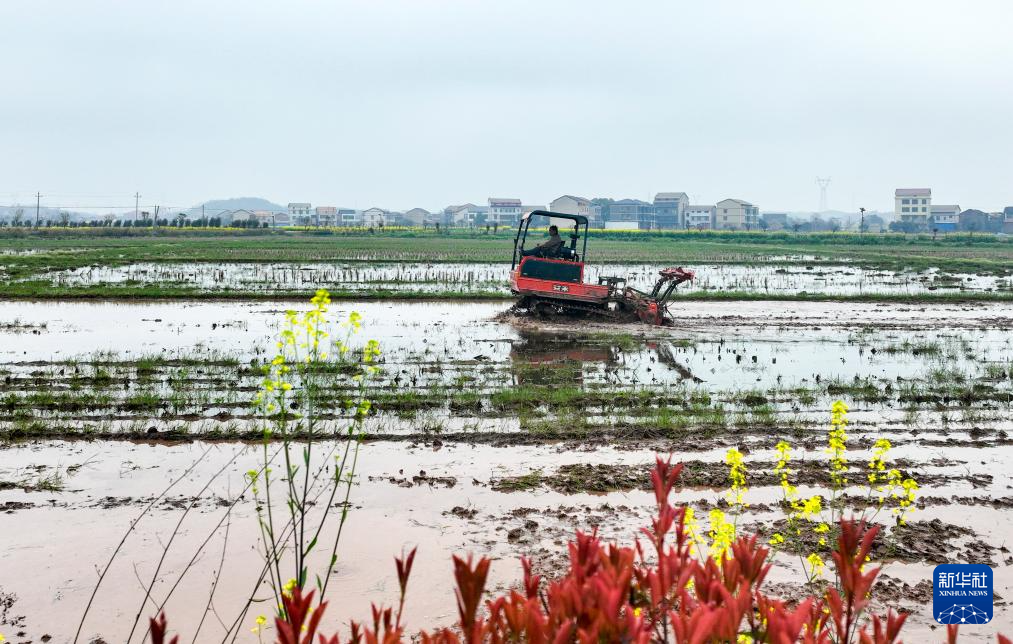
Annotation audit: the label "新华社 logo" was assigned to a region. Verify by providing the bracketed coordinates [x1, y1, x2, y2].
[933, 564, 993, 624]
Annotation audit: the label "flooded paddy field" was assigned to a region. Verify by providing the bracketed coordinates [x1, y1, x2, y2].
[1, 298, 1012, 641]
[2, 231, 1011, 303]
[38, 261, 1013, 297]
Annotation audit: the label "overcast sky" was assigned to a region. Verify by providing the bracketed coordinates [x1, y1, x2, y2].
[2, 0, 1012, 213]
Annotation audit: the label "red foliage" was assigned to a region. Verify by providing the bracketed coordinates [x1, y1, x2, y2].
[150, 456, 1008, 643]
[276, 587, 328, 644]
[149, 612, 179, 644]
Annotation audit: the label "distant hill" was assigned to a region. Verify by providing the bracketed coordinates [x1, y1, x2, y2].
[189, 197, 286, 217]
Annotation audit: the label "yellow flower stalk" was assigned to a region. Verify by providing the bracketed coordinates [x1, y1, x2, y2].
[708, 508, 736, 560]
[806, 552, 826, 578]
[724, 447, 748, 508]
[827, 400, 849, 489]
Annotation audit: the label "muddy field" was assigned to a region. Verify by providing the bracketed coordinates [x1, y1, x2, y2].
[0, 297, 1011, 642]
[36, 261, 1013, 296]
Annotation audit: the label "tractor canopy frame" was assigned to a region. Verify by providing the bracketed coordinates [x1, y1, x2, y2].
[511, 210, 589, 269]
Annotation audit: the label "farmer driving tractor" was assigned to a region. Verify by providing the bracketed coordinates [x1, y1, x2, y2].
[521, 225, 564, 258]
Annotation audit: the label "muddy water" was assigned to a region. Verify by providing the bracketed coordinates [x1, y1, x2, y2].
[41, 261, 1012, 295]
[1, 299, 1012, 641]
[1, 300, 1010, 388]
[2, 439, 1011, 641]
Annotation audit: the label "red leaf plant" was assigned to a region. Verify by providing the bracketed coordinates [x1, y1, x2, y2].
[150, 456, 1007, 643]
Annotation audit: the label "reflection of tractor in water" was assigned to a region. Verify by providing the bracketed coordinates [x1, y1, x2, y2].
[509, 330, 702, 387]
[509, 330, 620, 387]
[509, 210, 694, 325]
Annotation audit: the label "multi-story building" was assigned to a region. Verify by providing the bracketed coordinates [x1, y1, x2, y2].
[929, 205, 960, 232]
[714, 199, 760, 230]
[653, 192, 689, 229]
[548, 195, 594, 228]
[403, 208, 431, 226]
[608, 199, 655, 230]
[288, 202, 311, 225]
[488, 198, 522, 226]
[337, 209, 360, 226]
[314, 206, 337, 226]
[685, 205, 716, 230]
[254, 210, 280, 227]
[467, 205, 490, 225]
[442, 203, 477, 226]
[895, 188, 931, 229]
[361, 207, 387, 227]
[549, 195, 591, 216]
[958, 209, 995, 233]
[1004, 207, 1013, 234]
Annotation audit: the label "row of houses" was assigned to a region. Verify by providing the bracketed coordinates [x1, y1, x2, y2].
[279, 201, 544, 228]
[894, 189, 1013, 233]
[271, 190, 1013, 233]
[272, 193, 762, 230]
[547, 194, 759, 230]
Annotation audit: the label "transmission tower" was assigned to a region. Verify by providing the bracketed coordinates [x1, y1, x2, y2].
[815, 177, 831, 212]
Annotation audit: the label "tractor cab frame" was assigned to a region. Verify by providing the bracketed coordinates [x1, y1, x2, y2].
[511, 211, 588, 268]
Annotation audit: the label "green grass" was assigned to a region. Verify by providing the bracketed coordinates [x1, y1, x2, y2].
[1, 228, 1010, 276]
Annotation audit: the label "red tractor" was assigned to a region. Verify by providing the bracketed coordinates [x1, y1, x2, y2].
[509, 210, 694, 325]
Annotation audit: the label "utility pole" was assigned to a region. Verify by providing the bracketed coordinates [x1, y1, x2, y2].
[860, 207, 866, 234]
[134, 192, 141, 222]
[35, 192, 42, 227]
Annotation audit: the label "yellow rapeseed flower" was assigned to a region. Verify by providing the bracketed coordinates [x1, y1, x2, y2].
[724, 447, 748, 507]
[806, 552, 826, 578]
[708, 509, 735, 560]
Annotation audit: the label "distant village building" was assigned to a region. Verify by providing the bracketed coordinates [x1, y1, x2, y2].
[443, 204, 476, 226]
[608, 199, 654, 230]
[894, 188, 931, 230]
[548, 195, 594, 229]
[864, 213, 885, 233]
[488, 198, 522, 226]
[714, 199, 759, 231]
[549, 195, 591, 216]
[403, 208, 431, 226]
[467, 205, 490, 225]
[957, 209, 999, 233]
[314, 206, 337, 226]
[1004, 207, 1013, 234]
[685, 205, 716, 230]
[361, 207, 387, 227]
[254, 210, 280, 227]
[929, 205, 960, 232]
[222, 209, 260, 225]
[761, 212, 788, 230]
[337, 208, 360, 226]
[288, 202, 312, 226]
[653, 192, 689, 229]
